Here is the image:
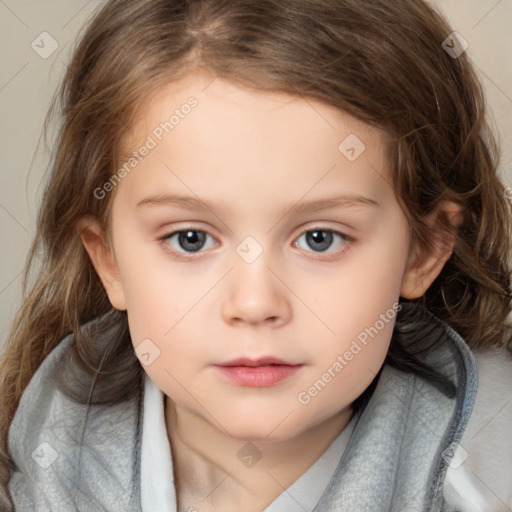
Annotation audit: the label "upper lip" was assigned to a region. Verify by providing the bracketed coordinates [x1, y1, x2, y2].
[216, 357, 301, 367]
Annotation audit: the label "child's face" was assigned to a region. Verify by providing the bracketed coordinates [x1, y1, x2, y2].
[97, 71, 416, 440]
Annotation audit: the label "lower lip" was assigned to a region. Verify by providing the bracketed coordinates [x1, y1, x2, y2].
[214, 365, 302, 387]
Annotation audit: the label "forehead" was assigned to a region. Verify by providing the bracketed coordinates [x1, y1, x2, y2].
[125, 70, 386, 150]
[116, 71, 394, 211]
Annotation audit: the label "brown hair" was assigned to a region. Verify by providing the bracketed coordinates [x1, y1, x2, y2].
[1, 0, 511, 507]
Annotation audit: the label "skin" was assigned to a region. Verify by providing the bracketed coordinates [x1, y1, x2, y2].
[78, 70, 463, 512]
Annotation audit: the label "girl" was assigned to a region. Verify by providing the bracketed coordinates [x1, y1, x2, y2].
[1, 0, 511, 510]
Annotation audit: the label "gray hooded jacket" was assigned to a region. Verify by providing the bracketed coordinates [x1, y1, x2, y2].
[7, 303, 481, 511]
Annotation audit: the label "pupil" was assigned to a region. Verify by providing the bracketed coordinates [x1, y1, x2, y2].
[307, 230, 332, 252]
[179, 230, 205, 252]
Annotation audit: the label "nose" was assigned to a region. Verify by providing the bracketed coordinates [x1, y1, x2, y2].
[221, 249, 292, 328]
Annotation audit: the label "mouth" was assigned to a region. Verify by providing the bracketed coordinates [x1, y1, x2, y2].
[213, 357, 304, 387]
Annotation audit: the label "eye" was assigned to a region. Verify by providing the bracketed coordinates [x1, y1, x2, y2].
[159, 226, 353, 260]
[160, 229, 216, 254]
[293, 228, 351, 256]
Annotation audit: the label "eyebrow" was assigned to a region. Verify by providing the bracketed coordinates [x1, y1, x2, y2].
[136, 193, 380, 216]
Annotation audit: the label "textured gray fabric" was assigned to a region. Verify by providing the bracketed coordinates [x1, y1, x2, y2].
[8, 303, 477, 511]
[8, 336, 142, 511]
[310, 304, 478, 512]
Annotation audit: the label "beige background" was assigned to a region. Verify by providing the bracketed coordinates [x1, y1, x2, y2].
[1, 0, 511, 345]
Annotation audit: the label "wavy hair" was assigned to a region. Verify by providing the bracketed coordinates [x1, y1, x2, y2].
[1, 0, 511, 507]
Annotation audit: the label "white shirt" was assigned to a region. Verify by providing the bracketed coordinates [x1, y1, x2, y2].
[141, 348, 512, 511]
[140, 373, 356, 512]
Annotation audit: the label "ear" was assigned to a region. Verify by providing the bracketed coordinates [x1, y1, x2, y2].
[400, 201, 464, 299]
[76, 215, 127, 311]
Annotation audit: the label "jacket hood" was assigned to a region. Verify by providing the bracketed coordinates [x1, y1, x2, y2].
[7, 301, 477, 511]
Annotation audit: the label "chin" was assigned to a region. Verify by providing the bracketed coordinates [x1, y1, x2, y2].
[221, 414, 304, 443]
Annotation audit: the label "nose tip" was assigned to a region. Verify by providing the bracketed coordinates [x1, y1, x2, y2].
[221, 256, 291, 328]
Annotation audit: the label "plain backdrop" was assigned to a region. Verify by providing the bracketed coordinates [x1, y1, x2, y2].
[0, 0, 511, 347]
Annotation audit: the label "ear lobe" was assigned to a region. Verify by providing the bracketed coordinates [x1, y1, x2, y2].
[400, 201, 464, 300]
[76, 216, 127, 311]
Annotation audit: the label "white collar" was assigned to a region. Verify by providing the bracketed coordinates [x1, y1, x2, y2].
[140, 373, 177, 511]
[140, 373, 356, 511]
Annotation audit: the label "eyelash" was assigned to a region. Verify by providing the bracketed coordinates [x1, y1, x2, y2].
[158, 226, 354, 261]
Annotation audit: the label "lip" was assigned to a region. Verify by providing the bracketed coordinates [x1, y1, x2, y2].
[214, 357, 303, 387]
[217, 356, 298, 367]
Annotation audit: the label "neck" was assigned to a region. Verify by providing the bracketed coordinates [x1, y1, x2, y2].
[165, 397, 352, 512]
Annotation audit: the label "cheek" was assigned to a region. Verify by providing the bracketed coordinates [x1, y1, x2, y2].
[313, 240, 407, 345]
[112, 235, 185, 335]
[302, 226, 407, 396]
[322, 298, 397, 379]
[298, 308, 396, 422]
[112, 242, 211, 382]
